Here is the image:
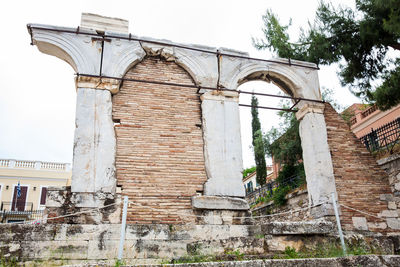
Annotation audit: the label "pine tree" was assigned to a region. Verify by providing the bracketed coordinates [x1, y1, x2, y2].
[253, 0, 400, 110]
[251, 95, 267, 186]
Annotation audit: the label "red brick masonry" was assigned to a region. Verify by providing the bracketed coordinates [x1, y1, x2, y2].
[324, 103, 392, 232]
[112, 57, 207, 224]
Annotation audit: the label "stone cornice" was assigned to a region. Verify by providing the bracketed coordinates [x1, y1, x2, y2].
[200, 90, 239, 102]
[296, 103, 325, 120]
[75, 76, 121, 94]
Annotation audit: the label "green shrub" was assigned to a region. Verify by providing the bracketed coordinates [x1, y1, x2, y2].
[273, 185, 290, 206]
[242, 166, 256, 178]
[283, 246, 299, 259]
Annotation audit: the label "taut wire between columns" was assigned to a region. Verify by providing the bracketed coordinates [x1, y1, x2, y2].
[75, 73, 325, 112]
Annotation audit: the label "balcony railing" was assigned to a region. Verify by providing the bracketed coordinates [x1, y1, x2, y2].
[1, 201, 33, 212]
[0, 210, 44, 224]
[0, 202, 44, 224]
[0, 159, 70, 171]
[361, 104, 377, 119]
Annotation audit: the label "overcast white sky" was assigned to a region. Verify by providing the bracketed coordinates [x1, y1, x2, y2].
[0, 0, 359, 168]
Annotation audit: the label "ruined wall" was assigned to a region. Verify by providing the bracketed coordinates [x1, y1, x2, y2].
[378, 154, 400, 196]
[112, 57, 207, 224]
[251, 188, 311, 224]
[2, 222, 400, 265]
[324, 103, 398, 232]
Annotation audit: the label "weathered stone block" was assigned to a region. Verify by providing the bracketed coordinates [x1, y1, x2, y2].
[380, 210, 398, 218]
[380, 194, 394, 201]
[81, 13, 129, 34]
[367, 222, 387, 230]
[261, 220, 334, 235]
[395, 182, 400, 191]
[352, 217, 368, 231]
[192, 196, 249, 210]
[387, 218, 400, 230]
[20, 240, 89, 260]
[265, 235, 304, 252]
[389, 201, 397, 210]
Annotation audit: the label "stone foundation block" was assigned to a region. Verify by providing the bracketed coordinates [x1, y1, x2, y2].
[380, 210, 398, 218]
[387, 218, 400, 230]
[352, 217, 368, 231]
[388, 202, 397, 210]
[192, 196, 249, 210]
[261, 220, 334, 235]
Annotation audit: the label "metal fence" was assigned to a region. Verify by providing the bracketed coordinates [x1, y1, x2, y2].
[0, 210, 44, 224]
[0, 201, 44, 224]
[1, 201, 34, 212]
[246, 175, 304, 206]
[359, 117, 400, 153]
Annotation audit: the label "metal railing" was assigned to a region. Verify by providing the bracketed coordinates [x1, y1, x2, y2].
[1, 201, 34, 212]
[359, 117, 400, 153]
[361, 104, 377, 119]
[0, 210, 44, 224]
[0, 202, 44, 224]
[246, 175, 304, 206]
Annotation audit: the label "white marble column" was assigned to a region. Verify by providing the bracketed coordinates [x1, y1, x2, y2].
[201, 91, 245, 198]
[71, 78, 119, 193]
[297, 103, 337, 215]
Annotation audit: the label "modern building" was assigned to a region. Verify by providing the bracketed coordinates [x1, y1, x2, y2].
[0, 159, 71, 223]
[346, 103, 400, 138]
[243, 165, 273, 193]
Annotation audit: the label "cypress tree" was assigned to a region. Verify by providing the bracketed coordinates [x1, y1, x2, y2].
[251, 95, 267, 186]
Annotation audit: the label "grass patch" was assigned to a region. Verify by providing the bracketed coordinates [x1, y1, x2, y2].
[0, 256, 17, 267]
[274, 243, 370, 260]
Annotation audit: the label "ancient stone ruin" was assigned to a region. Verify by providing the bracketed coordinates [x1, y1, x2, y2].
[1, 13, 400, 264]
[28, 13, 337, 223]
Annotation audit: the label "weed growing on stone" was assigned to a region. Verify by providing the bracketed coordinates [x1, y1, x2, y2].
[0, 256, 17, 267]
[275, 243, 370, 260]
[225, 249, 244, 261]
[163, 249, 246, 264]
[115, 259, 125, 267]
[255, 234, 265, 239]
[167, 254, 217, 264]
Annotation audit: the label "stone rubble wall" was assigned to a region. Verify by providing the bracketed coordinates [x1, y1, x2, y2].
[45, 186, 121, 224]
[324, 103, 400, 232]
[112, 57, 207, 224]
[251, 188, 312, 223]
[2, 221, 398, 265]
[377, 154, 400, 228]
[378, 154, 400, 197]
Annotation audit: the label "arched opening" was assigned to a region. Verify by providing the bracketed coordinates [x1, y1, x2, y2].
[238, 79, 306, 211]
[239, 80, 286, 169]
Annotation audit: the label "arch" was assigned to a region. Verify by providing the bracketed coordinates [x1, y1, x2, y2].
[112, 41, 219, 89]
[219, 58, 321, 102]
[173, 47, 218, 88]
[32, 29, 99, 74]
[101, 40, 146, 79]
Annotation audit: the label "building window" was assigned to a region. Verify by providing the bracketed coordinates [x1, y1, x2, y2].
[40, 187, 47, 205]
[247, 181, 253, 192]
[12, 186, 28, 211]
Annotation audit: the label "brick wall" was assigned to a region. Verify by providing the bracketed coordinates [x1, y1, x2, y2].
[112, 57, 207, 224]
[324, 103, 394, 232]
